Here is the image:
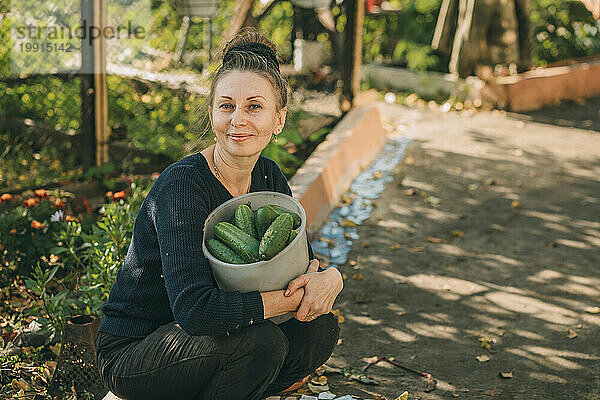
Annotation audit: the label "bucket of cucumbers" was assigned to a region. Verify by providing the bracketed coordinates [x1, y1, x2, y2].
[202, 191, 310, 313]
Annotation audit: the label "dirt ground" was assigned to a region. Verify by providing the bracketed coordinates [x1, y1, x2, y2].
[317, 102, 600, 399]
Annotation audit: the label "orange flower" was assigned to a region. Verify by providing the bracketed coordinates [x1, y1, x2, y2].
[34, 189, 48, 199]
[65, 215, 75, 222]
[0, 193, 15, 202]
[23, 198, 40, 208]
[31, 220, 45, 229]
[9, 229, 17, 235]
[105, 191, 113, 199]
[112, 191, 126, 201]
[54, 199, 66, 208]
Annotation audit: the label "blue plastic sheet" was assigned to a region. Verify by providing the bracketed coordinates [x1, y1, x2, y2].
[310, 135, 412, 267]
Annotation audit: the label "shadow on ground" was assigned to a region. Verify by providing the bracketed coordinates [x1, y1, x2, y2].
[322, 133, 600, 400]
[507, 95, 600, 133]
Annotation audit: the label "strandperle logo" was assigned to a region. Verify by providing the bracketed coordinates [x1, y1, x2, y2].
[14, 20, 147, 45]
[10, 0, 151, 74]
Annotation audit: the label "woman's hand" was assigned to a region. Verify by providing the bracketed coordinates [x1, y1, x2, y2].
[283, 259, 343, 322]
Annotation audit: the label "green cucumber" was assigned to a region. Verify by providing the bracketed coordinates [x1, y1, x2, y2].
[255, 205, 279, 238]
[287, 229, 297, 245]
[234, 204, 257, 239]
[206, 239, 246, 264]
[270, 205, 301, 229]
[214, 222, 260, 263]
[259, 213, 293, 260]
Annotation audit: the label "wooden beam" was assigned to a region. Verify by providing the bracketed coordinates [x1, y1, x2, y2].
[341, 0, 365, 112]
[80, 0, 95, 170]
[94, 0, 110, 166]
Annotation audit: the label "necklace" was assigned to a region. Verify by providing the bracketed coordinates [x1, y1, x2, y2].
[213, 149, 251, 194]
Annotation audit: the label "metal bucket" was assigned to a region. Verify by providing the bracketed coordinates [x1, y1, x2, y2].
[202, 191, 309, 324]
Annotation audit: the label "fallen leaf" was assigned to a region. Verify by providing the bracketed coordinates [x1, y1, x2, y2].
[341, 194, 354, 204]
[567, 329, 578, 339]
[404, 155, 415, 165]
[362, 241, 371, 248]
[389, 244, 403, 250]
[499, 371, 513, 379]
[425, 196, 442, 207]
[485, 178, 496, 186]
[352, 273, 364, 281]
[584, 307, 600, 314]
[412, 246, 425, 252]
[394, 391, 409, 400]
[336, 338, 343, 346]
[373, 171, 382, 179]
[349, 260, 357, 266]
[511, 200, 521, 208]
[427, 236, 442, 243]
[341, 273, 348, 280]
[476, 354, 491, 362]
[479, 337, 496, 351]
[12, 379, 30, 391]
[409, 355, 416, 360]
[332, 309, 345, 324]
[376, 215, 384, 221]
[322, 364, 344, 374]
[452, 394, 460, 398]
[404, 188, 418, 196]
[341, 219, 357, 227]
[49, 344, 61, 356]
[452, 229, 464, 237]
[485, 389, 501, 396]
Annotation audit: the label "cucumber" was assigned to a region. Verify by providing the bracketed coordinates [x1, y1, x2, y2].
[255, 205, 279, 238]
[206, 238, 246, 264]
[214, 222, 260, 263]
[259, 213, 293, 260]
[234, 204, 257, 239]
[287, 229, 297, 245]
[270, 205, 301, 229]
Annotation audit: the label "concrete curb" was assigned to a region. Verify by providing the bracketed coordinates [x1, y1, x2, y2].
[289, 104, 388, 234]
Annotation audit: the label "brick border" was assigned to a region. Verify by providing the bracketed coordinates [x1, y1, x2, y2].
[289, 104, 388, 233]
[482, 56, 600, 112]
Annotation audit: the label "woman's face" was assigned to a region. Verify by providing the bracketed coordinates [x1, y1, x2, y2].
[210, 70, 286, 158]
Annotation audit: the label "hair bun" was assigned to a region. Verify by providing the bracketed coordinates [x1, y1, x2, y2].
[223, 42, 279, 69]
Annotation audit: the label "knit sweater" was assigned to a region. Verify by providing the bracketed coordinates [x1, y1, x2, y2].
[99, 152, 314, 338]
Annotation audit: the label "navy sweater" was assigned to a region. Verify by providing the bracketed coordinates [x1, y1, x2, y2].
[99, 152, 314, 338]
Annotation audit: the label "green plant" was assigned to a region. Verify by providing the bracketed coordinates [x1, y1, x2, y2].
[530, 0, 600, 65]
[24, 262, 72, 334]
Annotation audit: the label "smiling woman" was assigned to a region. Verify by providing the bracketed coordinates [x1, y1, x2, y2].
[94, 28, 342, 400]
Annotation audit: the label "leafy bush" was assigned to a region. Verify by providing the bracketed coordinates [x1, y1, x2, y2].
[19, 177, 153, 333]
[0, 189, 80, 281]
[530, 0, 600, 65]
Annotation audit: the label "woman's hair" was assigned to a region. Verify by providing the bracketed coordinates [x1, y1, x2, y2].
[208, 28, 289, 111]
[186, 29, 288, 155]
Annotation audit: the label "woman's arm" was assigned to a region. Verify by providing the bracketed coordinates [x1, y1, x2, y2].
[260, 287, 304, 319]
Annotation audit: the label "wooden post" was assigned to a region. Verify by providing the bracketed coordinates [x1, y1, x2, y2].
[80, 0, 95, 170]
[94, 0, 110, 166]
[340, 0, 364, 112]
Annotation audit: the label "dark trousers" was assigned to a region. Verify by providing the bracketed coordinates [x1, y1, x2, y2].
[95, 313, 339, 400]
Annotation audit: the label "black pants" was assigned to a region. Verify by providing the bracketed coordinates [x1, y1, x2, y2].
[95, 313, 339, 400]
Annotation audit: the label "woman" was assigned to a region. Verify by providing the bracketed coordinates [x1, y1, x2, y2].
[95, 30, 344, 400]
